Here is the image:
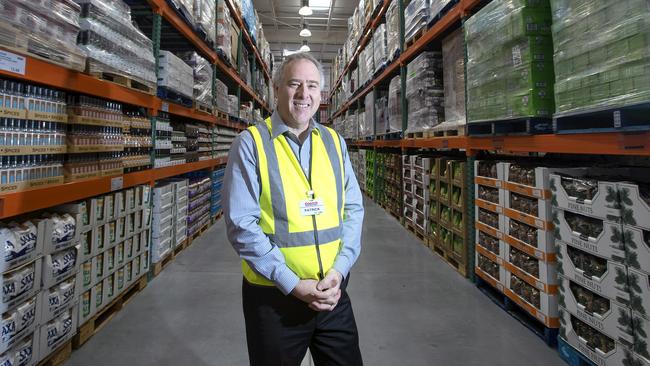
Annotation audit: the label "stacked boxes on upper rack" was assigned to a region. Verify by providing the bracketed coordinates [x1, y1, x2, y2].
[551, 0, 650, 114]
[59, 186, 150, 350]
[387, 76, 402, 134]
[551, 170, 650, 366]
[404, 0, 430, 44]
[151, 182, 174, 264]
[157, 50, 194, 100]
[373, 23, 388, 73]
[187, 174, 211, 238]
[211, 168, 225, 218]
[405, 52, 445, 134]
[214, 125, 237, 158]
[376, 153, 401, 219]
[474, 161, 559, 329]
[403, 155, 432, 237]
[385, 0, 400, 61]
[465, 0, 555, 122]
[441, 29, 467, 127]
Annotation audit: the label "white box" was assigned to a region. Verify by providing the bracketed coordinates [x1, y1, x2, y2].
[556, 209, 626, 262]
[504, 244, 558, 290]
[474, 160, 505, 182]
[91, 224, 107, 254]
[413, 183, 430, 202]
[142, 208, 152, 230]
[0, 332, 38, 366]
[37, 305, 77, 362]
[125, 188, 136, 213]
[89, 196, 107, 226]
[633, 312, 650, 363]
[627, 267, 650, 321]
[559, 275, 634, 344]
[104, 193, 117, 222]
[550, 173, 620, 221]
[133, 210, 143, 233]
[124, 238, 135, 261]
[115, 242, 125, 268]
[116, 191, 128, 218]
[91, 282, 104, 315]
[504, 268, 559, 326]
[92, 253, 104, 285]
[0, 259, 41, 314]
[403, 180, 414, 195]
[115, 267, 126, 294]
[141, 185, 151, 207]
[559, 242, 631, 306]
[104, 246, 116, 276]
[476, 228, 506, 259]
[132, 256, 142, 279]
[78, 288, 94, 325]
[622, 225, 650, 274]
[40, 215, 79, 255]
[504, 189, 553, 222]
[502, 163, 551, 191]
[38, 275, 78, 324]
[0, 219, 44, 274]
[617, 182, 650, 231]
[559, 307, 638, 366]
[77, 259, 93, 293]
[41, 246, 79, 289]
[0, 296, 38, 354]
[115, 217, 127, 245]
[140, 252, 149, 273]
[124, 262, 133, 285]
[151, 236, 172, 264]
[102, 273, 116, 305]
[475, 249, 506, 287]
[78, 229, 93, 264]
[412, 172, 431, 189]
[52, 201, 91, 233]
[504, 216, 555, 254]
[152, 212, 173, 238]
[475, 183, 505, 206]
[475, 206, 503, 232]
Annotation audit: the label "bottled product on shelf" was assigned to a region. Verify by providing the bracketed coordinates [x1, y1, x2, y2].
[465, 0, 554, 122]
[441, 29, 466, 126]
[154, 113, 173, 168]
[0, 0, 86, 71]
[77, 0, 156, 88]
[551, 0, 650, 114]
[158, 51, 194, 100]
[405, 52, 445, 133]
[122, 107, 152, 173]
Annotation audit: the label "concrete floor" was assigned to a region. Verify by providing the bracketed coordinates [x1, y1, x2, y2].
[68, 197, 564, 366]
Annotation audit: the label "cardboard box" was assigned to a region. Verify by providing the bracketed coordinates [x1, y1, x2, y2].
[632, 312, 650, 363]
[475, 206, 504, 232]
[475, 250, 506, 287]
[151, 237, 172, 264]
[230, 23, 239, 65]
[0, 259, 41, 314]
[560, 275, 634, 344]
[622, 225, 650, 274]
[504, 189, 553, 222]
[77, 258, 93, 293]
[53, 201, 91, 233]
[41, 246, 79, 289]
[474, 160, 505, 182]
[152, 212, 173, 238]
[505, 244, 558, 290]
[413, 156, 433, 173]
[116, 217, 127, 246]
[124, 238, 134, 261]
[91, 224, 107, 254]
[124, 188, 136, 213]
[116, 191, 127, 218]
[140, 252, 149, 273]
[505, 269, 559, 326]
[38, 275, 78, 324]
[89, 196, 107, 225]
[502, 163, 551, 192]
[412, 172, 431, 189]
[36, 305, 77, 362]
[78, 288, 94, 324]
[40, 216, 79, 255]
[559, 308, 639, 366]
[92, 253, 104, 285]
[475, 183, 504, 206]
[102, 273, 116, 305]
[0, 296, 38, 354]
[115, 267, 125, 294]
[504, 216, 555, 254]
[617, 182, 650, 230]
[132, 256, 142, 279]
[403, 180, 414, 195]
[78, 229, 93, 264]
[124, 261, 133, 285]
[104, 246, 116, 275]
[142, 208, 151, 230]
[556, 209, 626, 262]
[91, 282, 104, 315]
[476, 228, 506, 259]
[559, 242, 631, 306]
[0, 332, 38, 366]
[549, 173, 620, 221]
[627, 267, 650, 322]
[402, 155, 413, 167]
[438, 180, 451, 205]
[0, 220, 44, 274]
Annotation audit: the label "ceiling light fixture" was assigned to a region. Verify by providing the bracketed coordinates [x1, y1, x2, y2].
[298, 0, 313, 16]
[299, 23, 312, 37]
[300, 40, 310, 52]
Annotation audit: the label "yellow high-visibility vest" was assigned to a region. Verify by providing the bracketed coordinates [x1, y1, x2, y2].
[242, 117, 345, 286]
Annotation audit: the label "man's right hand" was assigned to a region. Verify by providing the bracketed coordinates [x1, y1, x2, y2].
[291, 279, 339, 311]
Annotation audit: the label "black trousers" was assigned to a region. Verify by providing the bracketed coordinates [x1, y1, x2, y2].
[242, 277, 363, 366]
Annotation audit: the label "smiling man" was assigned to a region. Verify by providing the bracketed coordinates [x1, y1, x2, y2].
[223, 52, 365, 366]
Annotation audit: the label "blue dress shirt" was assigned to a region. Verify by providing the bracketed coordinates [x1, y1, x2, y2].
[223, 111, 364, 295]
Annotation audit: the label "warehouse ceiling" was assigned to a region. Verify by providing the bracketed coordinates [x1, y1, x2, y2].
[253, 0, 355, 71]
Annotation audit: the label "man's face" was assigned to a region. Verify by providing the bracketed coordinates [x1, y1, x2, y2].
[275, 59, 321, 127]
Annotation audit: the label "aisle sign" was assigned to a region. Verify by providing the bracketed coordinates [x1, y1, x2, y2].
[0, 50, 25, 75]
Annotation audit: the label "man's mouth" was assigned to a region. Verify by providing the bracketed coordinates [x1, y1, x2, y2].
[293, 101, 311, 109]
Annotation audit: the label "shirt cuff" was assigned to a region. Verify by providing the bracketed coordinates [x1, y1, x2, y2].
[333, 257, 351, 280]
[274, 265, 300, 295]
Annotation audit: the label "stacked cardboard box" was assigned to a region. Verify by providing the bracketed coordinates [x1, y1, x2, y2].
[551, 170, 650, 366]
[403, 155, 432, 236]
[474, 161, 559, 328]
[211, 168, 225, 218]
[406, 52, 445, 133]
[465, 0, 555, 122]
[376, 153, 401, 218]
[151, 182, 174, 264]
[187, 175, 211, 237]
[171, 179, 188, 250]
[365, 150, 376, 198]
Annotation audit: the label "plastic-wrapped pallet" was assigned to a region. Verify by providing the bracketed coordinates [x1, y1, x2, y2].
[386, 1, 400, 61]
[357, 111, 367, 138]
[442, 29, 466, 125]
[0, 0, 86, 71]
[405, 0, 430, 43]
[216, 0, 232, 63]
[375, 96, 389, 135]
[362, 94, 374, 137]
[193, 0, 215, 46]
[406, 52, 445, 133]
[551, 0, 650, 114]
[180, 52, 214, 107]
[76, 0, 156, 87]
[465, 0, 554, 122]
[158, 50, 194, 99]
[228, 95, 239, 117]
[215, 78, 229, 112]
[172, 0, 194, 24]
[373, 24, 388, 73]
[387, 75, 402, 133]
[430, 0, 452, 20]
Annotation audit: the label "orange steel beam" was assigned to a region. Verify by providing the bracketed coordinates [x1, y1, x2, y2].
[403, 136, 469, 149]
[149, 0, 217, 63]
[0, 51, 157, 109]
[164, 102, 217, 124]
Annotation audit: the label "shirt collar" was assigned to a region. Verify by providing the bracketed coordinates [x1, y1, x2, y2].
[269, 110, 320, 140]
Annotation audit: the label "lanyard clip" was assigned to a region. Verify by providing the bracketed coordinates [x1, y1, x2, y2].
[306, 190, 314, 199]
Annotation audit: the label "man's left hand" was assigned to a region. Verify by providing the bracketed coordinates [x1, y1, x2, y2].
[309, 269, 343, 312]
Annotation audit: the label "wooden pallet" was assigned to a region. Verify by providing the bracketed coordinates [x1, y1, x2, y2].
[38, 341, 72, 366]
[405, 27, 426, 48]
[405, 221, 427, 243]
[432, 241, 467, 277]
[430, 122, 467, 137]
[151, 250, 175, 277]
[405, 130, 435, 139]
[88, 66, 156, 96]
[557, 336, 597, 366]
[376, 131, 403, 140]
[173, 238, 188, 256]
[211, 211, 223, 224]
[194, 101, 214, 115]
[73, 275, 148, 349]
[190, 221, 211, 241]
[215, 110, 229, 121]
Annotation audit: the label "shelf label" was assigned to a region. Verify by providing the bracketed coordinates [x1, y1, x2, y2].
[161, 102, 169, 112]
[111, 177, 123, 192]
[0, 50, 26, 75]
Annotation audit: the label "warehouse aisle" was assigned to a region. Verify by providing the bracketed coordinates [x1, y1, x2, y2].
[68, 197, 563, 366]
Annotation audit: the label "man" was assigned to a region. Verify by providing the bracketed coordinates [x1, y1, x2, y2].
[223, 52, 364, 366]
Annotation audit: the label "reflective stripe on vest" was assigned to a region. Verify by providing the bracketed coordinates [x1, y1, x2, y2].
[242, 117, 345, 286]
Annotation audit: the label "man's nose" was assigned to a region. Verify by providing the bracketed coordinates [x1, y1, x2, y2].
[295, 84, 307, 97]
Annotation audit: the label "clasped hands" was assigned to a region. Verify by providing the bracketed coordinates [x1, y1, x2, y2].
[291, 269, 343, 312]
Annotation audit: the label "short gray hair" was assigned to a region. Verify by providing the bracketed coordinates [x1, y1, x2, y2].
[273, 52, 325, 89]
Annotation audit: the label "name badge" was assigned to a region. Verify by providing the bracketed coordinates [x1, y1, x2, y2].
[300, 198, 325, 216]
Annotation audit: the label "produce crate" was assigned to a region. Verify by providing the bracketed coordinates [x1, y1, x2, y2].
[549, 173, 621, 221]
[504, 216, 555, 254]
[450, 185, 467, 211]
[476, 206, 503, 232]
[621, 225, 650, 274]
[504, 268, 560, 328]
[504, 244, 558, 293]
[555, 209, 626, 262]
[617, 182, 650, 230]
[476, 228, 506, 259]
[450, 160, 466, 187]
